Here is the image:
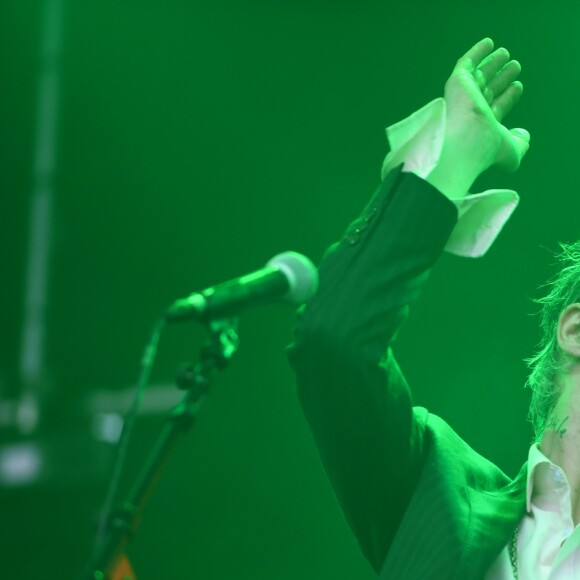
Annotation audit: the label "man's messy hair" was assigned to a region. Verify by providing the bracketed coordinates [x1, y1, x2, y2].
[525, 241, 580, 442]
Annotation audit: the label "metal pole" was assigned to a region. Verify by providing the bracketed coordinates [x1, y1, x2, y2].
[18, 0, 64, 433]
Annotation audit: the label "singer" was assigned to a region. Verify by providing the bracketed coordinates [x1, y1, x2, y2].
[289, 38, 580, 578]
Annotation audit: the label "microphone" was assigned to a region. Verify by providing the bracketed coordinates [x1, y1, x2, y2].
[165, 251, 318, 322]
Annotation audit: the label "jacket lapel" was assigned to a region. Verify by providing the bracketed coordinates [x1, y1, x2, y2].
[458, 461, 528, 579]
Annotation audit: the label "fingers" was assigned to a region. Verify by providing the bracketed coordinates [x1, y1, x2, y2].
[455, 38, 494, 73]
[491, 81, 523, 121]
[470, 43, 523, 120]
[474, 48, 511, 89]
[485, 60, 522, 103]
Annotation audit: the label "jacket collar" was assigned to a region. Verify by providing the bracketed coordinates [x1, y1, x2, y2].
[457, 461, 528, 579]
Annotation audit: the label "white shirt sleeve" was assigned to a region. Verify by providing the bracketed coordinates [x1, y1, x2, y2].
[381, 98, 519, 258]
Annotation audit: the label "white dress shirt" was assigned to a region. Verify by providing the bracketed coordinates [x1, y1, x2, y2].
[485, 444, 580, 579]
[382, 98, 519, 258]
[382, 102, 580, 577]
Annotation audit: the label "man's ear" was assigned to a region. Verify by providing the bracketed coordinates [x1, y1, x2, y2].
[557, 303, 580, 358]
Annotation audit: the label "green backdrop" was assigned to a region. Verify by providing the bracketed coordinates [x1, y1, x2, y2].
[1, 1, 577, 578]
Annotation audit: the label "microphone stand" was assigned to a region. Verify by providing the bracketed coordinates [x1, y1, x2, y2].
[80, 318, 240, 579]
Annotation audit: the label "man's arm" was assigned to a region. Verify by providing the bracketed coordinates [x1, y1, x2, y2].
[288, 166, 459, 571]
[287, 39, 529, 573]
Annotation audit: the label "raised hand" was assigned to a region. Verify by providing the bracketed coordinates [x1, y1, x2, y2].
[427, 38, 530, 198]
[445, 38, 529, 172]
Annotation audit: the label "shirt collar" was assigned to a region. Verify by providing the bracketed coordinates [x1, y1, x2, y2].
[525, 443, 570, 512]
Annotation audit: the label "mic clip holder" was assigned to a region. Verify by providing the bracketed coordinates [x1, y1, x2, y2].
[176, 318, 239, 396]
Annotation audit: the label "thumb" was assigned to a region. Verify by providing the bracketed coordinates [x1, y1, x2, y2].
[510, 127, 531, 159]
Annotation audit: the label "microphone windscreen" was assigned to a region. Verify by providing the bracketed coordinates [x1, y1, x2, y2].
[267, 252, 319, 304]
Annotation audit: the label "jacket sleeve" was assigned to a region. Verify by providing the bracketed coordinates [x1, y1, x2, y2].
[287, 164, 459, 572]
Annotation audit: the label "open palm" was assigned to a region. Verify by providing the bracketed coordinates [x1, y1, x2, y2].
[444, 38, 529, 173]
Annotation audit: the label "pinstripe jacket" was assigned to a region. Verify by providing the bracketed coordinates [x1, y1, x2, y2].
[288, 166, 528, 578]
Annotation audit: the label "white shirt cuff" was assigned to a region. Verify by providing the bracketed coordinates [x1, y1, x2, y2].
[381, 98, 520, 258]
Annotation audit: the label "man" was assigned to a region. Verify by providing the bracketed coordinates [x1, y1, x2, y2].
[288, 38, 580, 578]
